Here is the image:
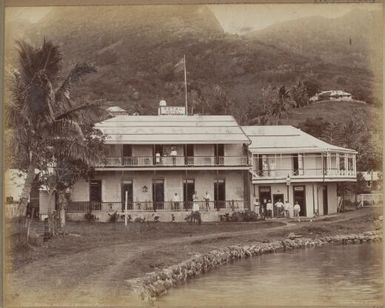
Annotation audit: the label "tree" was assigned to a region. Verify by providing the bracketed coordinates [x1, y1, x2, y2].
[257, 85, 295, 124]
[6, 39, 109, 223]
[303, 79, 320, 98]
[290, 81, 309, 108]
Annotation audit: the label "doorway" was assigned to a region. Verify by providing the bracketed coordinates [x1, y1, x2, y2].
[152, 179, 164, 210]
[183, 179, 195, 209]
[214, 144, 224, 165]
[258, 186, 271, 204]
[122, 144, 132, 165]
[121, 181, 133, 210]
[293, 185, 306, 216]
[89, 180, 102, 211]
[323, 185, 328, 215]
[185, 144, 194, 165]
[214, 179, 226, 209]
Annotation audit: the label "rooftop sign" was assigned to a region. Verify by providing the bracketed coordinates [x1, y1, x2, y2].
[159, 106, 186, 115]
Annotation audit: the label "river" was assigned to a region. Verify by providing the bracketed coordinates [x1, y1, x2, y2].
[157, 243, 383, 307]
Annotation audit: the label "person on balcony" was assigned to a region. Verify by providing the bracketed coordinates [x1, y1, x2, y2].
[170, 147, 177, 165]
[172, 192, 180, 210]
[155, 152, 161, 165]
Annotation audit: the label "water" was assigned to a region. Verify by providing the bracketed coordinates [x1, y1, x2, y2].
[157, 244, 383, 307]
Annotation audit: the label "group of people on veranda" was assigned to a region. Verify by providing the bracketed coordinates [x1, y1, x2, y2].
[254, 198, 301, 220]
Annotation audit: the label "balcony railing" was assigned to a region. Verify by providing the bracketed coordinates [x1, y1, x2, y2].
[251, 167, 356, 179]
[67, 200, 245, 213]
[98, 156, 249, 167]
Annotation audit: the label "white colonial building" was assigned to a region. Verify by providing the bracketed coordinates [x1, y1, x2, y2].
[242, 126, 357, 217]
[67, 112, 251, 222]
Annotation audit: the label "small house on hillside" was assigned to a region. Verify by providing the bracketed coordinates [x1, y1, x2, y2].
[310, 90, 353, 102]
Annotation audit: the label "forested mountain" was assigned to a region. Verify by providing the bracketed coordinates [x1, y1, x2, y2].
[5, 5, 382, 124]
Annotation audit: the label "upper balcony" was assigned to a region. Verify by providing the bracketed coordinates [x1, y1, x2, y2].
[250, 152, 357, 183]
[97, 155, 249, 169]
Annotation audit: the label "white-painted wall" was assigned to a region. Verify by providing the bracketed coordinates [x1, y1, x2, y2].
[70, 170, 245, 208]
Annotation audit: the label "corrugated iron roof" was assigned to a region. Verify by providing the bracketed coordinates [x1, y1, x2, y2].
[242, 125, 357, 154]
[96, 115, 250, 144]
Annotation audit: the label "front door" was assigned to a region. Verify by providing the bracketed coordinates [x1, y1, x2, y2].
[89, 180, 102, 211]
[214, 179, 226, 209]
[152, 179, 164, 210]
[121, 181, 133, 210]
[323, 185, 328, 215]
[183, 179, 195, 209]
[293, 185, 306, 216]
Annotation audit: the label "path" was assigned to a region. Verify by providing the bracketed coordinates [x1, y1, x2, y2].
[6, 210, 366, 306]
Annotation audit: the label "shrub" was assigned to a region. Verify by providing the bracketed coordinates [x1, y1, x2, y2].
[84, 212, 96, 222]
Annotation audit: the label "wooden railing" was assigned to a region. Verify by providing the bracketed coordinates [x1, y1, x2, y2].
[251, 168, 356, 179]
[97, 156, 249, 167]
[67, 200, 245, 212]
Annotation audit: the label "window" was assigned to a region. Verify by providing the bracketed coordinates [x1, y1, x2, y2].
[293, 154, 304, 176]
[214, 144, 224, 165]
[339, 156, 345, 170]
[122, 145, 133, 165]
[348, 157, 353, 171]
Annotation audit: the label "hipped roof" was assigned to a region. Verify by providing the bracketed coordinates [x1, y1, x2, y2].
[95, 115, 250, 144]
[242, 125, 357, 154]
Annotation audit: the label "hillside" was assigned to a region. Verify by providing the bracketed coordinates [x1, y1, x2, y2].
[281, 101, 378, 128]
[4, 5, 382, 124]
[246, 9, 382, 71]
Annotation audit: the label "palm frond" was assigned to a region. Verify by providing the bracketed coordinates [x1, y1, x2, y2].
[56, 102, 112, 125]
[43, 118, 85, 141]
[16, 39, 62, 85]
[55, 63, 97, 107]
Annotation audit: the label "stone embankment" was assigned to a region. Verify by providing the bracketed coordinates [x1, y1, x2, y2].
[126, 230, 382, 302]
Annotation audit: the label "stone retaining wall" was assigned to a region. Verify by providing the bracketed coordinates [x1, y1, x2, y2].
[126, 230, 383, 303]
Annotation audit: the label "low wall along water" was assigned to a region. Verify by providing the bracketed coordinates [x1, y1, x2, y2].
[126, 230, 383, 303]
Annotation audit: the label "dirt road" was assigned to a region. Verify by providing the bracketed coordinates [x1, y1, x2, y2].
[6, 209, 379, 307]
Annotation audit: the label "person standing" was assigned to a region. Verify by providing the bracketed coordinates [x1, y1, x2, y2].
[170, 147, 177, 166]
[274, 199, 284, 218]
[294, 201, 301, 221]
[172, 192, 180, 210]
[254, 198, 260, 217]
[284, 200, 291, 217]
[266, 200, 273, 218]
[204, 192, 211, 211]
[192, 192, 201, 224]
[261, 199, 267, 218]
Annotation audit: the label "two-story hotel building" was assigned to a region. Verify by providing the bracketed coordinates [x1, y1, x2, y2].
[242, 126, 357, 217]
[66, 112, 251, 222]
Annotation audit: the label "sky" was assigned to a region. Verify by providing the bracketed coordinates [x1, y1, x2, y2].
[5, 3, 382, 33]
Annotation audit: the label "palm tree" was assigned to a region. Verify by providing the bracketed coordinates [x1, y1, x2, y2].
[6, 39, 109, 223]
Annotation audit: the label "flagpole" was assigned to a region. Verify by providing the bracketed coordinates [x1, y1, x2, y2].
[184, 54, 188, 115]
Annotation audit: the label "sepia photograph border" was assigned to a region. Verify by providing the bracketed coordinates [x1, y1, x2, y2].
[2, 0, 384, 307]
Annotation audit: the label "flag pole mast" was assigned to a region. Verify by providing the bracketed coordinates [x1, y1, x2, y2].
[184, 54, 188, 115]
